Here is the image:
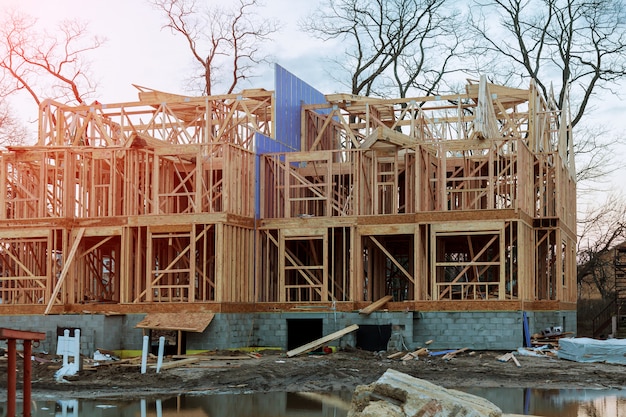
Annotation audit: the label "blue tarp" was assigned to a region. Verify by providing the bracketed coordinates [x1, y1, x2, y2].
[557, 337, 626, 364]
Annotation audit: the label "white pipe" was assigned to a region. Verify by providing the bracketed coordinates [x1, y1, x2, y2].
[74, 329, 81, 370]
[141, 335, 149, 374]
[156, 399, 163, 417]
[156, 336, 165, 373]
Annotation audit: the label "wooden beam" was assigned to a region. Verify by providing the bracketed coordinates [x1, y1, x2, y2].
[44, 227, 85, 315]
[369, 236, 414, 284]
[151, 357, 199, 370]
[0, 328, 46, 341]
[359, 295, 393, 315]
[286, 324, 359, 357]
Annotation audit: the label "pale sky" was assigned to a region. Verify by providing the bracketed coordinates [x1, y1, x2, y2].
[1, 0, 337, 106]
[2, 0, 626, 217]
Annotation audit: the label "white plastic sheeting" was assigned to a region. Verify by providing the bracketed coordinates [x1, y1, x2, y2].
[558, 337, 626, 364]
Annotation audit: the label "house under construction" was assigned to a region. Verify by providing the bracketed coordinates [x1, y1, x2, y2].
[0, 65, 576, 353]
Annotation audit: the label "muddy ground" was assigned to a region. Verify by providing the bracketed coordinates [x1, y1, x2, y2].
[2, 346, 625, 401]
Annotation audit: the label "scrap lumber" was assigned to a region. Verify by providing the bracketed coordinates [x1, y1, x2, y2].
[93, 358, 136, 367]
[151, 357, 200, 370]
[401, 347, 429, 361]
[511, 354, 521, 368]
[496, 352, 521, 367]
[172, 354, 251, 360]
[286, 324, 359, 357]
[193, 364, 242, 369]
[442, 347, 469, 360]
[387, 351, 406, 359]
[359, 295, 393, 315]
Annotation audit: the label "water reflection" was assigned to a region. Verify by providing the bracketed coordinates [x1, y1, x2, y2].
[461, 387, 626, 416]
[26, 391, 351, 417]
[7, 387, 626, 416]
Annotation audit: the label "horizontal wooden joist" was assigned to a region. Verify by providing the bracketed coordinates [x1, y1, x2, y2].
[0, 300, 576, 316]
[126, 213, 254, 228]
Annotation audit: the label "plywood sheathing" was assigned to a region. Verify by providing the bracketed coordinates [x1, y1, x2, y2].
[135, 312, 215, 332]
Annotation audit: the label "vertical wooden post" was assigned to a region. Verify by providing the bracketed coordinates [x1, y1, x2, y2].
[23, 340, 32, 417]
[7, 338, 16, 417]
[0, 328, 44, 417]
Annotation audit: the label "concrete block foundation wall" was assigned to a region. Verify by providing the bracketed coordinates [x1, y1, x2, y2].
[414, 311, 523, 350]
[525, 311, 577, 337]
[0, 314, 122, 356]
[0, 310, 576, 356]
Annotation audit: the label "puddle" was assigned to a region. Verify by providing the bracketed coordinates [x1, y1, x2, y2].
[461, 387, 626, 416]
[5, 387, 626, 416]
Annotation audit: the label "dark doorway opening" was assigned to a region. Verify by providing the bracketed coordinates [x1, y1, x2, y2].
[356, 324, 392, 351]
[56, 326, 81, 338]
[287, 318, 323, 351]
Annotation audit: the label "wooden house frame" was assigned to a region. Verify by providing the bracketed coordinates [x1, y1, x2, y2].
[0, 72, 576, 318]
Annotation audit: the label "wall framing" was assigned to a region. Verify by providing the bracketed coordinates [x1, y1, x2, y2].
[0, 70, 576, 321]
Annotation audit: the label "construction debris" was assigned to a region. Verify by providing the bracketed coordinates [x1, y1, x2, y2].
[286, 324, 359, 357]
[531, 331, 574, 347]
[442, 347, 470, 361]
[496, 352, 522, 367]
[516, 346, 557, 358]
[400, 348, 429, 361]
[386, 351, 406, 359]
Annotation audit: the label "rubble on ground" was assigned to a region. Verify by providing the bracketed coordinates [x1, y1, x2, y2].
[348, 368, 502, 417]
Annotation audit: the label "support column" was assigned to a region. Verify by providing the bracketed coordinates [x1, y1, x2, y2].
[23, 340, 32, 417]
[0, 328, 46, 417]
[7, 338, 16, 417]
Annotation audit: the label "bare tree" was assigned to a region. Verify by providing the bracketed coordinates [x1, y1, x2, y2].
[470, 0, 626, 129]
[0, 9, 104, 106]
[151, 0, 279, 96]
[301, 0, 464, 98]
[577, 194, 626, 299]
[0, 98, 28, 148]
[469, 0, 626, 192]
[574, 124, 621, 192]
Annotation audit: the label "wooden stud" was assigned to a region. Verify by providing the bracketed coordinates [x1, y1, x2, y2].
[0, 80, 576, 315]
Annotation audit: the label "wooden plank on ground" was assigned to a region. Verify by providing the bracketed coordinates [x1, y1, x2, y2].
[359, 295, 393, 315]
[442, 347, 469, 360]
[286, 324, 359, 357]
[172, 354, 251, 361]
[510, 354, 521, 368]
[401, 347, 429, 361]
[151, 357, 200, 370]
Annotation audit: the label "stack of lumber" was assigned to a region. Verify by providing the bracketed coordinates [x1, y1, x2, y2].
[531, 331, 573, 347]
